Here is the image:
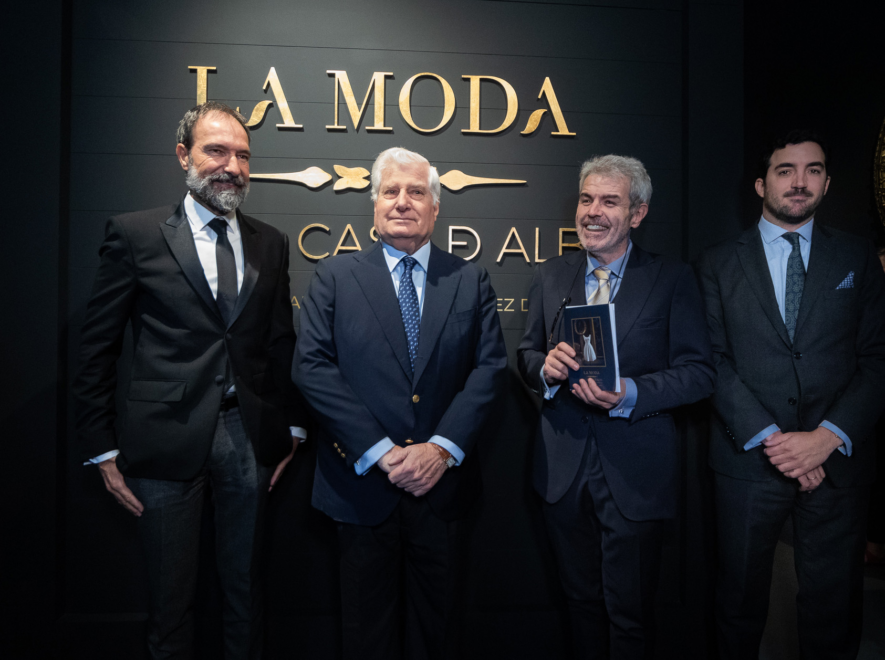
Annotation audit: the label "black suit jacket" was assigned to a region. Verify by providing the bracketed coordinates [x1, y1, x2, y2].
[698, 223, 885, 486]
[74, 197, 307, 480]
[292, 241, 508, 526]
[517, 245, 715, 521]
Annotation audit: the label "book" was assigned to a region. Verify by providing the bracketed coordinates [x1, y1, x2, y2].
[563, 303, 620, 392]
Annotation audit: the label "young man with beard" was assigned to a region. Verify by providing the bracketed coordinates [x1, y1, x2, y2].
[517, 155, 714, 659]
[73, 102, 308, 659]
[698, 130, 885, 660]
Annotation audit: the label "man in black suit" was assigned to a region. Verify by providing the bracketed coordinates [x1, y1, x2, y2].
[73, 102, 308, 659]
[292, 147, 507, 660]
[517, 155, 714, 659]
[698, 130, 885, 660]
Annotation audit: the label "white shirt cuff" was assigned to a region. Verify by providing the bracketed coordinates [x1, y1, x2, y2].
[85, 449, 120, 466]
[290, 426, 307, 441]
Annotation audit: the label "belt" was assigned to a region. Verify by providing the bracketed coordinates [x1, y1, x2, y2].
[220, 393, 239, 412]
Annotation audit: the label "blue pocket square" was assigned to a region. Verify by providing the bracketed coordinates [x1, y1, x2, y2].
[835, 271, 855, 289]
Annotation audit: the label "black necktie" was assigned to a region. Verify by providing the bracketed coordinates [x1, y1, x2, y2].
[782, 232, 805, 343]
[208, 218, 238, 324]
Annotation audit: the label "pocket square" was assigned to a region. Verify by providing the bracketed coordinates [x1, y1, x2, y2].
[835, 271, 854, 289]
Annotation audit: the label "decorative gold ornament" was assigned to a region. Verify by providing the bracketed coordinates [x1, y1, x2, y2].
[333, 165, 371, 191]
[875, 115, 885, 226]
[251, 166, 332, 188]
[438, 170, 526, 191]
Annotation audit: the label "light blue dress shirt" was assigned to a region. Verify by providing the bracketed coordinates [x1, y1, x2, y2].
[353, 241, 465, 475]
[743, 217, 850, 455]
[542, 242, 638, 418]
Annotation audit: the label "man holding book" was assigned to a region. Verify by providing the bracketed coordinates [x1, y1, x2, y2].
[517, 155, 714, 659]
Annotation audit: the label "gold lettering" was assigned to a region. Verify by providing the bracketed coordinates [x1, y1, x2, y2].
[326, 71, 393, 132]
[461, 75, 518, 135]
[521, 298, 528, 312]
[559, 228, 581, 255]
[521, 77, 575, 137]
[496, 298, 504, 312]
[291, 296, 301, 309]
[497, 227, 530, 263]
[258, 67, 302, 129]
[299, 223, 331, 260]
[189, 66, 216, 105]
[399, 73, 456, 133]
[370, 227, 379, 242]
[448, 226, 481, 261]
[333, 224, 362, 254]
[534, 227, 547, 263]
[503, 298, 515, 311]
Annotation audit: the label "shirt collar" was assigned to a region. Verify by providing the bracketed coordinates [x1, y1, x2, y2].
[184, 192, 238, 232]
[758, 215, 814, 245]
[587, 240, 632, 279]
[381, 240, 432, 274]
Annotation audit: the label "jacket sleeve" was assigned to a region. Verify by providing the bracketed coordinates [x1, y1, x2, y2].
[516, 265, 550, 395]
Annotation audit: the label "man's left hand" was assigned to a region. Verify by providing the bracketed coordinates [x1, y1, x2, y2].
[571, 377, 627, 410]
[269, 434, 301, 492]
[763, 427, 843, 478]
[388, 444, 448, 497]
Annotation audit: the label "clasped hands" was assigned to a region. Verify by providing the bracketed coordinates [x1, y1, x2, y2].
[378, 444, 449, 497]
[544, 342, 625, 410]
[763, 427, 843, 492]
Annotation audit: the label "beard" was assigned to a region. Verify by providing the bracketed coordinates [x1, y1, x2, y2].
[763, 189, 822, 226]
[186, 162, 249, 213]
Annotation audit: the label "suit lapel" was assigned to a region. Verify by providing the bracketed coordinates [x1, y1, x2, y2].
[613, 246, 660, 346]
[736, 227, 791, 347]
[227, 212, 261, 328]
[794, 223, 835, 339]
[354, 242, 413, 380]
[413, 245, 461, 386]
[549, 251, 587, 344]
[160, 199, 224, 324]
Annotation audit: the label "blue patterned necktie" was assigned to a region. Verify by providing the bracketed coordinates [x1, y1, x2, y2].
[398, 256, 420, 373]
[783, 232, 805, 343]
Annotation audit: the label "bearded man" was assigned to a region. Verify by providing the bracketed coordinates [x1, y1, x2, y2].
[73, 102, 309, 660]
[698, 130, 885, 660]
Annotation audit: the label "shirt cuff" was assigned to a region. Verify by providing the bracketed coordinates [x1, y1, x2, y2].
[743, 424, 779, 451]
[540, 365, 561, 400]
[820, 421, 851, 456]
[428, 436, 464, 466]
[290, 426, 307, 441]
[608, 378, 637, 419]
[355, 438, 396, 475]
[85, 449, 120, 466]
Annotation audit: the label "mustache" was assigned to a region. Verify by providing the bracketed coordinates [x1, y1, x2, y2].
[785, 190, 812, 198]
[206, 172, 246, 187]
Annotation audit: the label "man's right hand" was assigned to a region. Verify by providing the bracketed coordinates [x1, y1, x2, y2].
[376, 445, 406, 474]
[98, 457, 144, 517]
[797, 465, 826, 492]
[543, 342, 580, 384]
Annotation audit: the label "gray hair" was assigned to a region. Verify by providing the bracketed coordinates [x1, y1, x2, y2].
[578, 155, 652, 213]
[370, 147, 441, 205]
[177, 101, 250, 151]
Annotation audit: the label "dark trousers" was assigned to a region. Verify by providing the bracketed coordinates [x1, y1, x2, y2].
[126, 407, 273, 660]
[336, 496, 459, 660]
[542, 434, 665, 660]
[714, 472, 869, 660]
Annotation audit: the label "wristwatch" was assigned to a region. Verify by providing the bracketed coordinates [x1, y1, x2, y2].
[432, 444, 456, 469]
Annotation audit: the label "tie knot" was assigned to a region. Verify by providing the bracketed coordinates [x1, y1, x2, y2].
[593, 266, 611, 283]
[209, 218, 229, 235]
[401, 255, 417, 274]
[782, 232, 801, 248]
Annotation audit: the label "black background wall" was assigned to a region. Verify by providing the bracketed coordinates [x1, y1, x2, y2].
[2, 0, 881, 659]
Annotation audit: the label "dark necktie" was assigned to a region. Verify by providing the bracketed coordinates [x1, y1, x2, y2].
[208, 218, 238, 324]
[783, 232, 805, 343]
[398, 256, 420, 373]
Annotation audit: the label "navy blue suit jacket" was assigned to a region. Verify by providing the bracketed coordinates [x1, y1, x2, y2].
[517, 244, 715, 521]
[293, 241, 508, 526]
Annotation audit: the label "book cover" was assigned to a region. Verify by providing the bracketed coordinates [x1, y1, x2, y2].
[563, 303, 620, 392]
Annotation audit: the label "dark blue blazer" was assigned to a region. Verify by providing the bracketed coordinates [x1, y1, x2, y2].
[517, 244, 715, 521]
[292, 241, 508, 526]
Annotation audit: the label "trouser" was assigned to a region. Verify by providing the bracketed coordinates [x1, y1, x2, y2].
[126, 407, 273, 660]
[336, 496, 460, 660]
[542, 434, 665, 660]
[714, 471, 868, 660]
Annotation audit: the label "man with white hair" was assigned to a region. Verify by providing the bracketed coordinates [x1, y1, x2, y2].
[293, 147, 507, 659]
[518, 155, 714, 659]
